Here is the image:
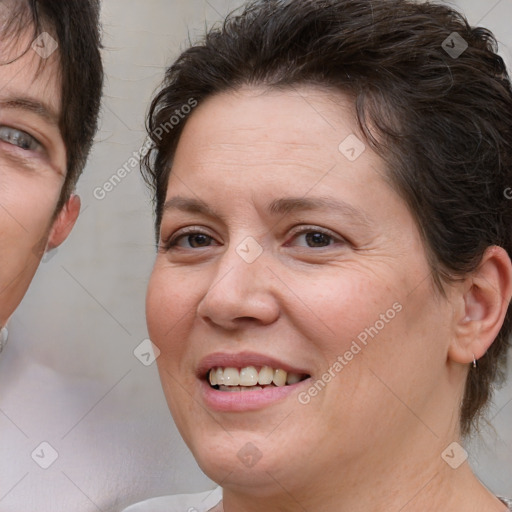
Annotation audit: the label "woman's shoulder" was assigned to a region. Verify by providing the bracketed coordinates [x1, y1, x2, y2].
[122, 487, 222, 512]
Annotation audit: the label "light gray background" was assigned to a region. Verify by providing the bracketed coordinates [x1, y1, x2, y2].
[0, 1, 511, 511]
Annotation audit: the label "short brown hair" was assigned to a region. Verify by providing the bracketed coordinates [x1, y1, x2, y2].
[2, 0, 104, 210]
[142, 0, 512, 435]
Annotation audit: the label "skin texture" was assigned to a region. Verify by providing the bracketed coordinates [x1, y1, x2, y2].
[146, 87, 512, 512]
[0, 31, 80, 327]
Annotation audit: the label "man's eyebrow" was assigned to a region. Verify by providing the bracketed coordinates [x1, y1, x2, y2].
[268, 197, 370, 225]
[0, 97, 60, 126]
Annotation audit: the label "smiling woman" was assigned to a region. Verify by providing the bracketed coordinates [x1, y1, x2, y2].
[127, 0, 512, 511]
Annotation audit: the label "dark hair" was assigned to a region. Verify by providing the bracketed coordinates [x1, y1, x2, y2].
[1, 0, 104, 211]
[142, 0, 512, 435]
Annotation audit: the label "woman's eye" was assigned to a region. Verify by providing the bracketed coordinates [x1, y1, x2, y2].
[287, 228, 343, 248]
[0, 126, 41, 151]
[167, 231, 217, 249]
[303, 232, 333, 247]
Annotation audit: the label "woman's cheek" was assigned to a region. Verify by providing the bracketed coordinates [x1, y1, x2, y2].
[146, 265, 196, 353]
[146, 270, 170, 345]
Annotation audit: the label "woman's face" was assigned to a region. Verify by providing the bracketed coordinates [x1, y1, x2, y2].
[147, 87, 459, 495]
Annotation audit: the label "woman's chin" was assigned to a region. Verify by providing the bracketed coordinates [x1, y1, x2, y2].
[200, 459, 290, 494]
[190, 434, 296, 490]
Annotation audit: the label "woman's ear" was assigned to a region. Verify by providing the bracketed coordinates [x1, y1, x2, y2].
[46, 194, 81, 250]
[448, 246, 512, 365]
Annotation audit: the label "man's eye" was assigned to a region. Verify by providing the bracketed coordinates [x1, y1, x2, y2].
[0, 126, 41, 151]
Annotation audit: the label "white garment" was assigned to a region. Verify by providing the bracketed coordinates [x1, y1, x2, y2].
[500, 497, 512, 510]
[0, 326, 8, 353]
[122, 487, 222, 512]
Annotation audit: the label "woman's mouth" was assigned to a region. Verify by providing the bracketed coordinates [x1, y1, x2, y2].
[197, 352, 312, 411]
[208, 366, 309, 391]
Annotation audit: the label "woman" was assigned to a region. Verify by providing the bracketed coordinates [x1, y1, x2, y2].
[127, 0, 512, 510]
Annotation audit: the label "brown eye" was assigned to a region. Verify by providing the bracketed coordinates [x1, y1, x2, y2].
[304, 232, 332, 247]
[165, 230, 219, 250]
[286, 227, 343, 248]
[184, 233, 214, 248]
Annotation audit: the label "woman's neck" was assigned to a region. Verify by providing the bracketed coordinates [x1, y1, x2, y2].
[217, 434, 504, 512]
[218, 477, 504, 512]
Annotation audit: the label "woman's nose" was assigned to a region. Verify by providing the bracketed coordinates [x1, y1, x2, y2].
[196, 245, 280, 331]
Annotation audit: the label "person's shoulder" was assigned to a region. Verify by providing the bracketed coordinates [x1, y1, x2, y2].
[499, 497, 512, 510]
[121, 487, 222, 512]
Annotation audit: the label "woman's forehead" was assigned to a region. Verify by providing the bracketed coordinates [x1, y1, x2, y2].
[174, 87, 360, 168]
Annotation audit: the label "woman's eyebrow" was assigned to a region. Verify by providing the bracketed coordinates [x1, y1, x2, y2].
[163, 196, 371, 227]
[268, 197, 371, 226]
[162, 196, 221, 218]
[0, 96, 59, 126]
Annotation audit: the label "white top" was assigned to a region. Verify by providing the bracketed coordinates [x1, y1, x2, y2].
[122, 487, 223, 512]
[501, 497, 512, 510]
[122, 490, 511, 511]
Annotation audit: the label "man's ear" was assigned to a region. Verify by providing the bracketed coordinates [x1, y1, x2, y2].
[448, 246, 512, 365]
[46, 194, 81, 250]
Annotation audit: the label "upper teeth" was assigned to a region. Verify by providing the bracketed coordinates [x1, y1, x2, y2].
[209, 366, 303, 387]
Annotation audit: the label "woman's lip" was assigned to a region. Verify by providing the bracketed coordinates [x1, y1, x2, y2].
[197, 351, 310, 377]
[199, 377, 312, 412]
